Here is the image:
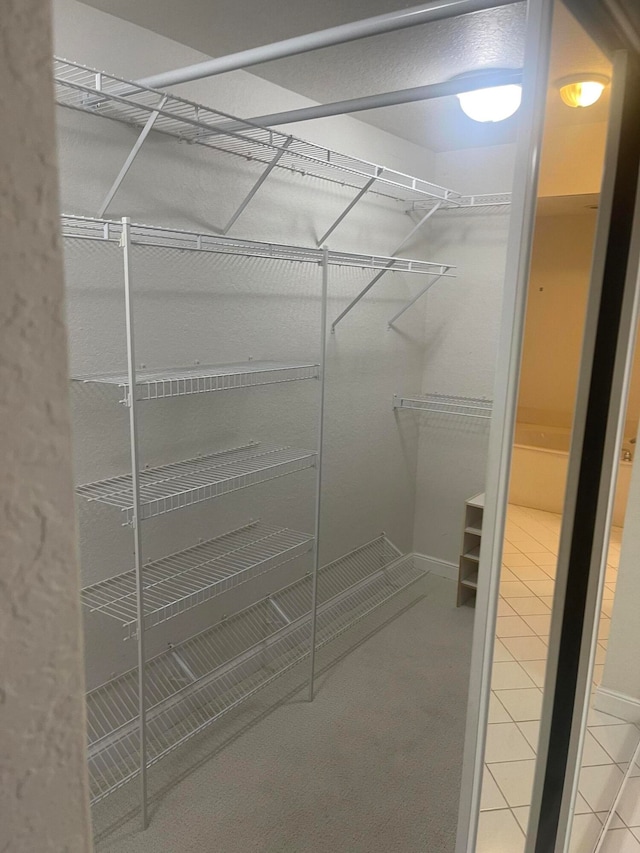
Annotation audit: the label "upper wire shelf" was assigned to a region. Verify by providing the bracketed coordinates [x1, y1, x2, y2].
[85, 534, 424, 803]
[82, 520, 314, 638]
[393, 393, 493, 419]
[60, 214, 454, 276]
[73, 360, 319, 402]
[76, 442, 316, 523]
[54, 57, 467, 207]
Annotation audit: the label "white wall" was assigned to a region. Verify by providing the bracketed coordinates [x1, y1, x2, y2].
[53, 0, 449, 688]
[0, 1, 91, 849]
[411, 145, 516, 566]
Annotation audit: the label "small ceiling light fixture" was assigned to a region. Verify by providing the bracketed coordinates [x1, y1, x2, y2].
[454, 69, 522, 123]
[557, 74, 610, 108]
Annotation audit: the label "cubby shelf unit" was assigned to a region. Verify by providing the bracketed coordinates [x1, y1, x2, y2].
[86, 535, 425, 804]
[82, 521, 315, 638]
[76, 442, 317, 523]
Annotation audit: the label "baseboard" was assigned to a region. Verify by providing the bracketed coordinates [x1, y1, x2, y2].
[413, 553, 458, 582]
[593, 685, 640, 724]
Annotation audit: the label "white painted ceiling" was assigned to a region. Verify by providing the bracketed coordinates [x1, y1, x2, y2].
[80, 0, 610, 152]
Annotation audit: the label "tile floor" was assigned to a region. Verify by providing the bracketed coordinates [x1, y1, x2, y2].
[478, 504, 640, 853]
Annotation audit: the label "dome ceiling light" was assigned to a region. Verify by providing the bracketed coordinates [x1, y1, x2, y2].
[453, 69, 523, 123]
[556, 74, 610, 108]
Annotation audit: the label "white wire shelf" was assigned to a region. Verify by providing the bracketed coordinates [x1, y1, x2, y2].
[85, 534, 425, 803]
[60, 214, 454, 277]
[76, 442, 316, 523]
[409, 192, 512, 212]
[393, 393, 493, 419]
[72, 360, 319, 402]
[82, 521, 314, 637]
[54, 58, 465, 207]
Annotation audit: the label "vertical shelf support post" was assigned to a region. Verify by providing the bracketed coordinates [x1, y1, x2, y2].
[121, 217, 149, 829]
[309, 245, 329, 701]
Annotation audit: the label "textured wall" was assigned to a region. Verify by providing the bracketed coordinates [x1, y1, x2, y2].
[411, 145, 515, 565]
[0, 1, 92, 850]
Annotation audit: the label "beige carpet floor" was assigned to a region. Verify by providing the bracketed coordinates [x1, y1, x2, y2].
[97, 574, 474, 853]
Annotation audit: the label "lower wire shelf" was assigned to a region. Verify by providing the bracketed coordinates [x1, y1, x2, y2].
[82, 521, 314, 639]
[86, 534, 426, 804]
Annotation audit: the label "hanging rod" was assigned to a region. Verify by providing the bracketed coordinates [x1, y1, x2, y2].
[393, 393, 493, 418]
[60, 214, 455, 276]
[137, 0, 523, 89]
[244, 70, 523, 128]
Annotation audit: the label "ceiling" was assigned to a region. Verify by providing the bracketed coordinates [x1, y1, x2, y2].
[80, 0, 611, 152]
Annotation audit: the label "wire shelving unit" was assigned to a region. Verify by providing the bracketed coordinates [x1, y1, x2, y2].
[53, 59, 510, 243]
[73, 361, 320, 403]
[86, 534, 425, 803]
[393, 393, 493, 419]
[66, 210, 440, 823]
[76, 442, 317, 523]
[82, 521, 315, 638]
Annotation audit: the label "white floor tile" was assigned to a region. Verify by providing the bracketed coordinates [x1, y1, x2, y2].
[591, 725, 640, 764]
[508, 597, 551, 616]
[579, 763, 624, 812]
[616, 776, 640, 826]
[489, 692, 512, 723]
[601, 599, 614, 617]
[496, 616, 536, 637]
[582, 730, 617, 766]
[569, 813, 602, 853]
[511, 565, 551, 582]
[492, 639, 515, 663]
[476, 808, 525, 853]
[494, 688, 543, 722]
[489, 759, 536, 807]
[517, 720, 541, 751]
[597, 812, 626, 828]
[518, 659, 547, 687]
[522, 614, 552, 636]
[481, 766, 508, 811]
[485, 723, 536, 763]
[574, 792, 593, 814]
[512, 806, 530, 832]
[500, 581, 536, 598]
[524, 579, 556, 596]
[491, 662, 537, 690]
[500, 568, 519, 583]
[498, 598, 517, 617]
[501, 636, 548, 661]
[503, 555, 538, 569]
[600, 828, 640, 852]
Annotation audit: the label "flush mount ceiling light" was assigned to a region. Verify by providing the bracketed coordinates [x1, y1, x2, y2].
[557, 74, 610, 108]
[454, 69, 522, 123]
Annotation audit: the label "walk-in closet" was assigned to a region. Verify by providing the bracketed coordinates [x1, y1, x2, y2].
[32, 0, 640, 851]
